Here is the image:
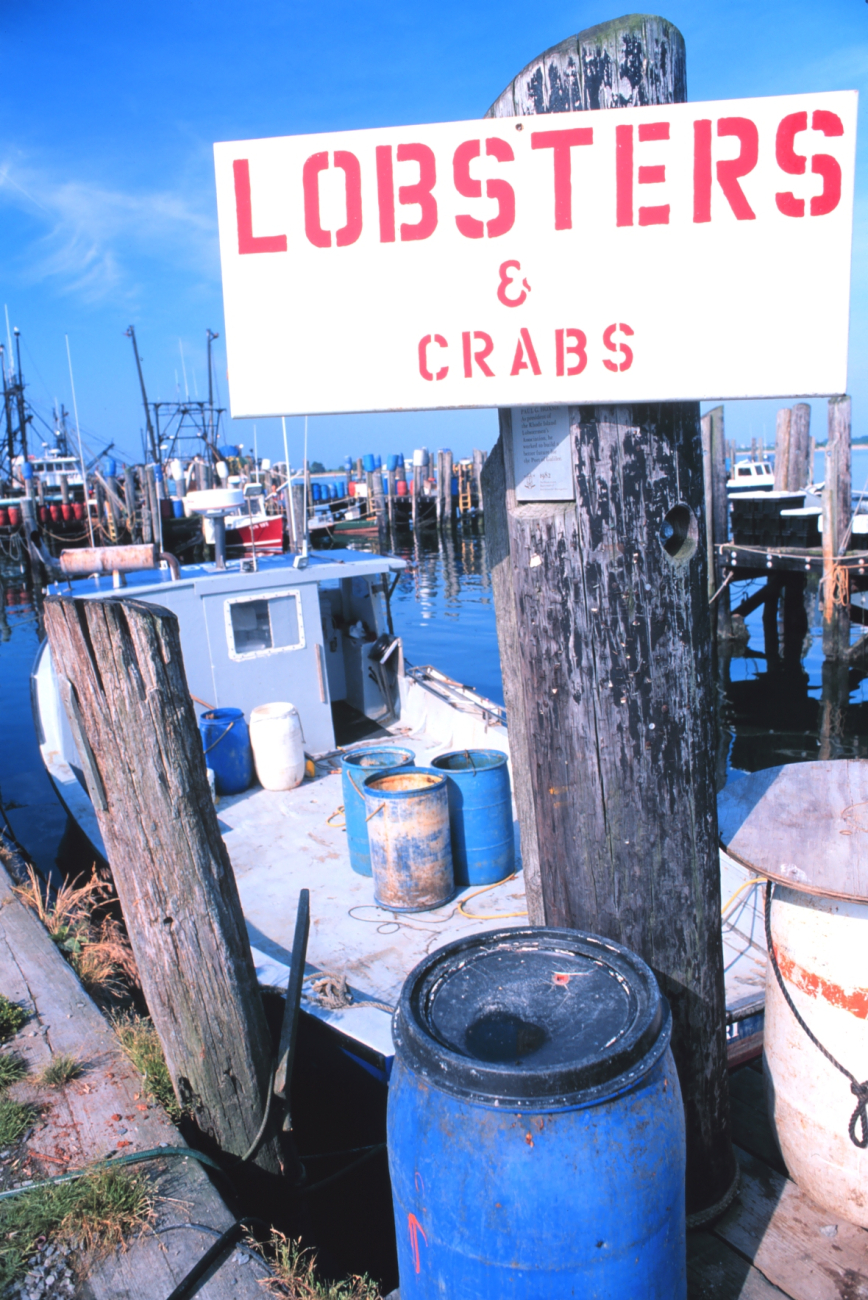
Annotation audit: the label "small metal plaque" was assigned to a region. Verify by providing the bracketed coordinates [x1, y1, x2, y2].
[512, 406, 575, 502]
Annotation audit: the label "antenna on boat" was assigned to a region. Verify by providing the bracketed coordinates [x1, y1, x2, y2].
[302, 415, 309, 559]
[281, 416, 299, 553]
[179, 339, 189, 400]
[65, 334, 96, 548]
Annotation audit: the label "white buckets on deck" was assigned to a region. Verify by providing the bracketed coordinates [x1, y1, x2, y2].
[765, 885, 868, 1227]
[249, 702, 305, 791]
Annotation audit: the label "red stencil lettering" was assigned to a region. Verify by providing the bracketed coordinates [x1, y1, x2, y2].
[233, 159, 287, 255]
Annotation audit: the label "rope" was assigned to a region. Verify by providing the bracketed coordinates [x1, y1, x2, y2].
[304, 971, 394, 1015]
[764, 882, 868, 1149]
[365, 801, 385, 822]
[326, 805, 346, 828]
[458, 874, 528, 921]
[709, 570, 734, 607]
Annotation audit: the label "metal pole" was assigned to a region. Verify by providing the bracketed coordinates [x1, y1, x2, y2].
[281, 417, 298, 549]
[65, 335, 95, 548]
[126, 326, 158, 464]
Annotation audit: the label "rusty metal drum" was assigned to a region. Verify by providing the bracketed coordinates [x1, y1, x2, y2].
[362, 768, 454, 912]
[388, 927, 686, 1298]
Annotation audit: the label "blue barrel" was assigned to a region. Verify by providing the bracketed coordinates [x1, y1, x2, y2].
[341, 747, 416, 876]
[375, 455, 382, 469]
[362, 768, 454, 911]
[431, 749, 514, 887]
[344, 455, 353, 471]
[199, 708, 253, 795]
[172, 498, 184, 518]
[389, 927, 686, 1299]
[451, 475, 458, 497]
[105, 458, 117, 479]
[362, 453, 376, 473]
[387, 454, 400, 471]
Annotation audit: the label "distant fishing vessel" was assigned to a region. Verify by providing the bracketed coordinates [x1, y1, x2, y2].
[726, 458, 774, 494]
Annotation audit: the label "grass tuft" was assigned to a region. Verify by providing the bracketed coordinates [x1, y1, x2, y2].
[15, 865, 138, 1004]
[0, 994, 28, 1044]
[257, 1232, 382, 1299]
[112, 1012, 180, 1121]
[0, 1097, 34, 1146]
[0, 1053, 28, 1092]
[40, 1053, 84, 1088]
[0, 1164, 154, 1289]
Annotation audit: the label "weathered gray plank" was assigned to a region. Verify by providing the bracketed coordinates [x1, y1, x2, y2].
[0, 862, 268, 1298]
[713, 1147, 868, 1300]
[688, 1231, 790, 1299]
[718, 760, 868, 901]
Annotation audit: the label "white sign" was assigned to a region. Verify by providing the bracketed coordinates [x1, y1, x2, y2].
[513, 407, 574, 501]
[214, 91, 857, 417]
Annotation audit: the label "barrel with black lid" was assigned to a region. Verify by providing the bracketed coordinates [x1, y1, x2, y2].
[388, 927, 686, 1298]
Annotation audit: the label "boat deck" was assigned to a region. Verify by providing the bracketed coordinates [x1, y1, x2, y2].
[688, 1059, 868, 1299]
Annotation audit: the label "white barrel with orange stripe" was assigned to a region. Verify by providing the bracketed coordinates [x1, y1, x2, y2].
[765, 885, 868, 1226]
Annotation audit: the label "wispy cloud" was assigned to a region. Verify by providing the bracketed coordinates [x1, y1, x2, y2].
[0, 152, 217, 305]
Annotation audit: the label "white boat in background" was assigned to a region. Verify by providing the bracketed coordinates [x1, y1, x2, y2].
[726, 458, 774, 494]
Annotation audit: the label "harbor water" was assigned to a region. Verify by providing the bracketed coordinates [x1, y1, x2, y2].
[3, 493, 868, 877]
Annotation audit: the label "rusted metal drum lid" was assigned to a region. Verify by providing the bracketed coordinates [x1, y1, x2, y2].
[393, 927, 669, 1110]
[718, 759, 868, 902]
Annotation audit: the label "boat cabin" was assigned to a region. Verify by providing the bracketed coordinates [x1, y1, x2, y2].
[726, 459, 774, 493]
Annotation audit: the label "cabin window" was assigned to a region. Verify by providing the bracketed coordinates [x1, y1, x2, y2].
[738, 467, 751, 477]
[224, 590, 305, 661]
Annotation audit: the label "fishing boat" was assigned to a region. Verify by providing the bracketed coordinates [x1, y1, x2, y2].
[726, 458, 774, 494]
[30, 543, 765, 1085]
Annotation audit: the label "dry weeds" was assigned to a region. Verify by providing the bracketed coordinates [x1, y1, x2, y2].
[14, 865, 138, 1003]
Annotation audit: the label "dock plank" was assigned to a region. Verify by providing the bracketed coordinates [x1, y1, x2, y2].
[688, 1231, 789, 1298]
[712, 1148, 868, 1300]
[0, 862, 269, 1298]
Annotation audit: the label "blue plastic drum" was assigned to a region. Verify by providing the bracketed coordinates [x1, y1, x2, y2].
[388, 927, 686, 1299]
[431, 749, 514, 886]
[199, 707, 253, 796]
[340, 747, 416, 876]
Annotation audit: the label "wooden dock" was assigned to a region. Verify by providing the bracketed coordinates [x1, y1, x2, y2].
[688, 1059, 868, 1298]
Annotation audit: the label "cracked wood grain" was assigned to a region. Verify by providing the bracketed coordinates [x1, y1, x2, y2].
[483, 14, 735, 1221]
[43, 595, 280, 1173]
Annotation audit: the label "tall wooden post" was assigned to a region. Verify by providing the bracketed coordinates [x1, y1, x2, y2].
[701, 406, 731, 639]
[472, 448, 486, 515]
[442, 448, 454, 527]
[823, 395, 851, 659]
[773, 408, 792, 490]
[387, 466, 396, 530]
[485, 14, 735, 1220]
[789, 402, 811, 490]
[435, 450, 445, 528]
[43, 595, 281, 1176]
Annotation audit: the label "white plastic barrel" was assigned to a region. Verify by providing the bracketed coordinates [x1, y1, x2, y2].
[765, 885, 868, 1226]
[249, 702, 305, 791]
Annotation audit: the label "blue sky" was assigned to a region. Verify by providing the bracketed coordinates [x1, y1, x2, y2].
[0, 0, 866, 469]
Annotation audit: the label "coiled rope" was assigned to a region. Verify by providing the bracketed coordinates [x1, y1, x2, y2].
[764, 881, 868, 1149]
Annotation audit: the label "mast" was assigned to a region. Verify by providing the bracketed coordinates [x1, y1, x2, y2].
[13, 328, 28, 459]
[0, 346, 13, 479]
[206, 328, 218, 448]
[126, 326, 159, 464]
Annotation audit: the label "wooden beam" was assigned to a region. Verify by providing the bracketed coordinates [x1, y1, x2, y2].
[43, 594, 281, 1174]
[789, 402, 811, 491]
[701, 405, 732, 638]
[485, 16, 735, 1221]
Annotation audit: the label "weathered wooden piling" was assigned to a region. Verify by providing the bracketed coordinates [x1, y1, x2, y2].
[789, 402, 812, 491]
[823, 395, 852, 659]
[701, 406, 732, 639]
[484, 14, 735, 1220]
[472, 449, 486, 515]
[773, 408, 792, 491]
[43, 595, 281, 1175]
